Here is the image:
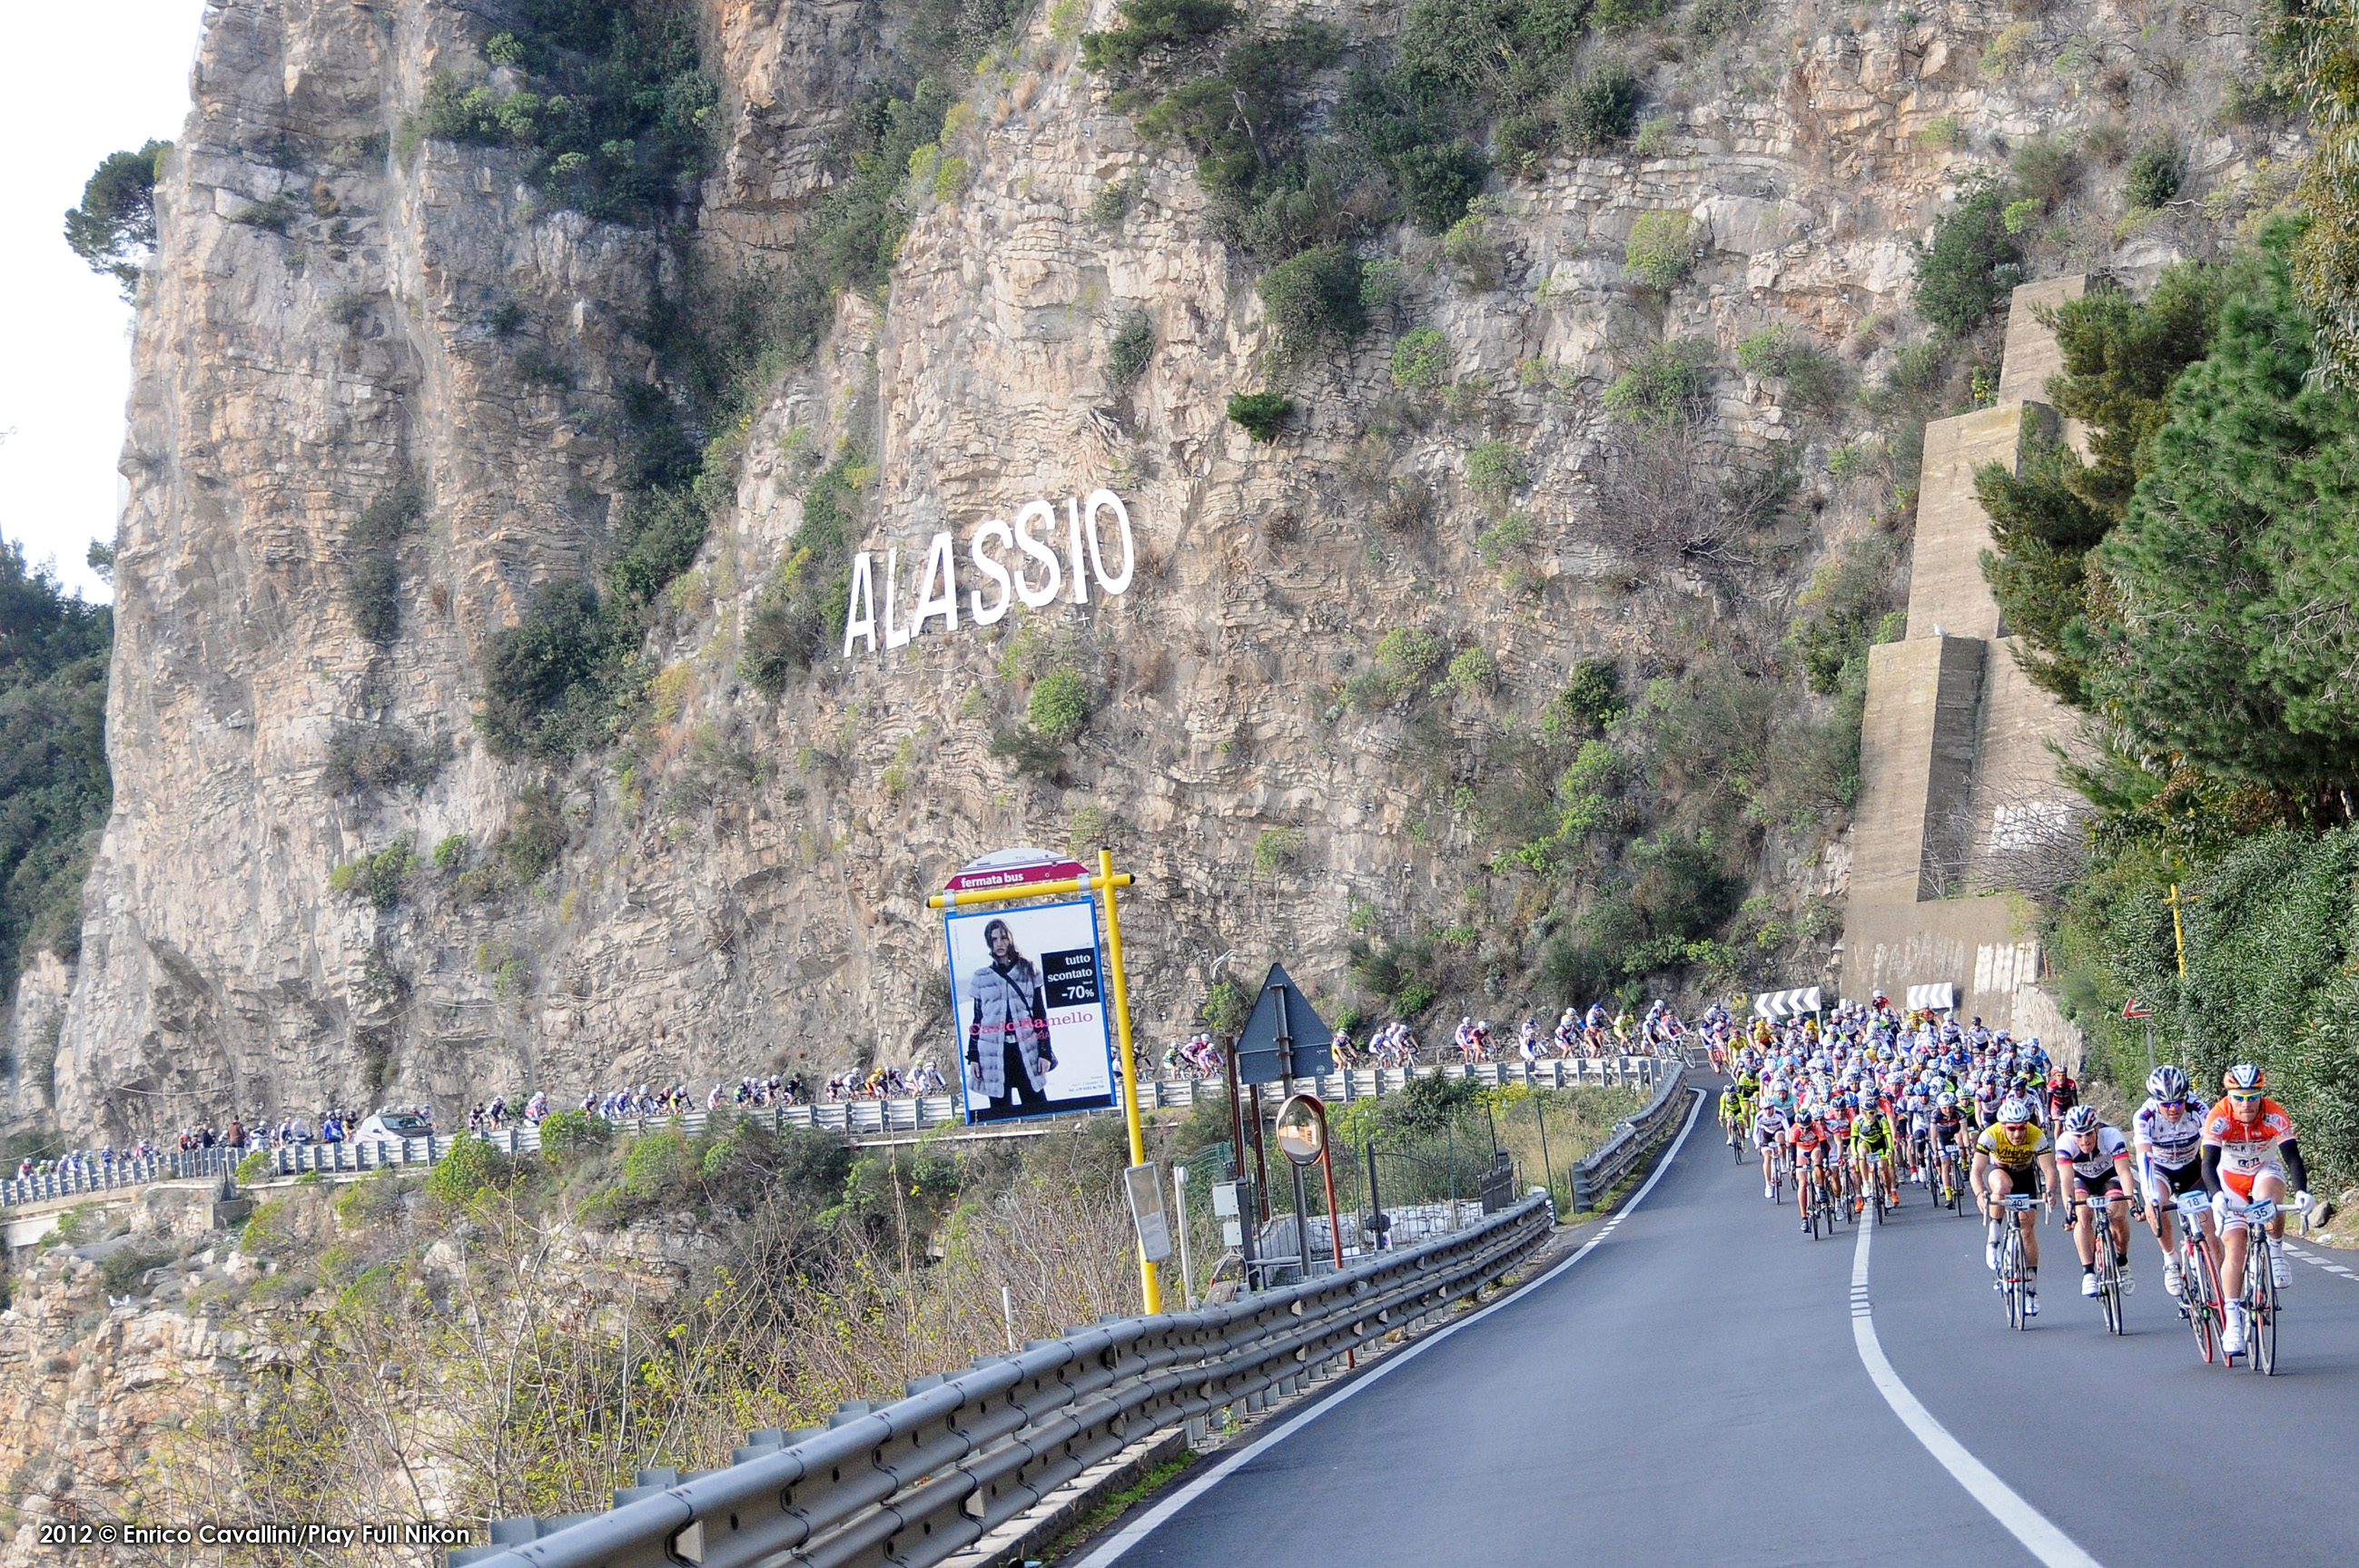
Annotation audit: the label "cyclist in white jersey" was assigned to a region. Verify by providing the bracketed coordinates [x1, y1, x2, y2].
[2132, 1064, 2213, 1297]
[2054, 1106, 2137, 1297]
[1752, 1101, 1791, 1198]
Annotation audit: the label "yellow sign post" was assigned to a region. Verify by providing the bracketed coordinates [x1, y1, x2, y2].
[2165, 883, 2196, 978]
[929, 851, 1161, 1314]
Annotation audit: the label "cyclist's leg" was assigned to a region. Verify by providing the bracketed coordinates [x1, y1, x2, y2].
[2251, 1168, 2290, 1285]
[2021, 1169, 2043, 1273]
[1982, 1160, 2015, 1222]
[2069, 1178, 2097, 1267]
[2254, 1167, 2288, 1237]
[2142, 1159, 2176, 1252]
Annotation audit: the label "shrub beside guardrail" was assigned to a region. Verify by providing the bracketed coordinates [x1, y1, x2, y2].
[449, 1192, 1557, 1568]
[1568, 1063, 1693, 1212]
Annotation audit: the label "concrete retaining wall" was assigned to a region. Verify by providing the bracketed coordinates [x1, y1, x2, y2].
[1837, 277, 2094, 1050]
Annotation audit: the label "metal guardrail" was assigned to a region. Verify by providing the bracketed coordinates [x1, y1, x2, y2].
[450, 1191, 1556, 1568]
[2, 1059, 1672, 1212]
[0, 1146, 234, 1208]
[1568, 1063, 1693, 1211]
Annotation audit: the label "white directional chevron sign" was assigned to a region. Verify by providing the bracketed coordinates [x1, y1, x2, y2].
[1753, 986, 1823, 1020]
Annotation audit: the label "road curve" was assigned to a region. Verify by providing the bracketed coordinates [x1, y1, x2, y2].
[1080, 1090, 2359, 1568]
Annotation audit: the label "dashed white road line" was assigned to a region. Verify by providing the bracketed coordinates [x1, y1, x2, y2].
[1071, 1089, 1708, 1568]
[1849, 1221, 2105, 1568]
[2281, 1242, 2358, 1280]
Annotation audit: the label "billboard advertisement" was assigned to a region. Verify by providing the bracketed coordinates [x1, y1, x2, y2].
[944, 897, 1119, 1124]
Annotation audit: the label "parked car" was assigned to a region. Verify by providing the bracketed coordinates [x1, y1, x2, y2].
[352, 1106, 436, 1147]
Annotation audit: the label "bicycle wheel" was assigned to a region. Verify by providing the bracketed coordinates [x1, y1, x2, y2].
[2001, 1233, 2023, 1329]
[2254, 1264, 2277, 1376]
[2100, 1247, 2124, 1336]
[2187, 1239, 2223, 1366]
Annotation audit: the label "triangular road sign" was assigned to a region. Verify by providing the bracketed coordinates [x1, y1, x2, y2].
[1233, 962, 1332, 1085]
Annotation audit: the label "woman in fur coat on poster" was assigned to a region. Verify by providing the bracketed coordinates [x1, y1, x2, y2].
[965, 917, 1055, 1116]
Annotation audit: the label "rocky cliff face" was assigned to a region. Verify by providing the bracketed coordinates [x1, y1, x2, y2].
[11, 0, 2294, 1138]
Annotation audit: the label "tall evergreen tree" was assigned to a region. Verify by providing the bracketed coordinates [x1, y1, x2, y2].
[2077, 230, 2359, 796]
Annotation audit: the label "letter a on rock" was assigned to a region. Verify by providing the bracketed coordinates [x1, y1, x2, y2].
[913, 531, 959, 636]
[844, 551, 877, 658]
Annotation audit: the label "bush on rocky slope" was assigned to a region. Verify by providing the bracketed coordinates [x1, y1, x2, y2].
[402, 1, 716, 225]
[0, 542, 112, 991]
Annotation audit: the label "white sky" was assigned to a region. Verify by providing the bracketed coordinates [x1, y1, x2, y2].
[0, 1, 209, 604]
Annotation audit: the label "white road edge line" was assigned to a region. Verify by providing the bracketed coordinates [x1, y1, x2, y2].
[1850, 1221, 2103, 1568]
[1071, 1087, 1708, 1568]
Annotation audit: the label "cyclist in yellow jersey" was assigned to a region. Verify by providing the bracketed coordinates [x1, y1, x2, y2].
[1974, 1098, 2059, 1313]
[1851, 1100, 1900, 1210]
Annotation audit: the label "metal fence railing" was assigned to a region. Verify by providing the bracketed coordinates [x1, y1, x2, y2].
[1568, 1064, 1695, 1211]
[2, 1057, 1675, 1213]
[0, 1146, 235, 1208]
[449, 1191, 1556, 1568]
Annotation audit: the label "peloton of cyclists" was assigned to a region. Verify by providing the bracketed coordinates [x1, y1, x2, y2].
[1718, 994, 2331, 1346]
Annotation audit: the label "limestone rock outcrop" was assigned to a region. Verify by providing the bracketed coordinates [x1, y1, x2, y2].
[8, 0, 2291, 1138]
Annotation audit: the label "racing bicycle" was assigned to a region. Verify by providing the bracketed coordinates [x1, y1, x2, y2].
[2221, 1192, 2311, 1376]
[2068, 1195, 2130, 1335]
[1801, 1161, 1838, 1239]
[2172, 1188, 2228, 1364]
[1994, 1194, 2040, 1329]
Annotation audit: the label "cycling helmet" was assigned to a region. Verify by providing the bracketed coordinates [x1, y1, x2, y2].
[2062, 1106, 2099, 1135]
[1937, 1092, 1957, 1109]
[1998, 1097, 2032, 1125]
[2147, 1064, 2189, 1101]
[2223, 1062, 2266, 1092]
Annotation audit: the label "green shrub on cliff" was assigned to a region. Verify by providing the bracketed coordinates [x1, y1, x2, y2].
[424, 1134, 507, 1208]
[1226, 390, 1295, 440]
[477, 582, 645, 762]
[1028, 669, 1094, 743]
[401, 2, 717, 225]
[1912, 177, 2023, 335]
[0, 541, 113, 991]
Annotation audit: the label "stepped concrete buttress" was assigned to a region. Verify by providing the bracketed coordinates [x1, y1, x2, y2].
[1838, 279, 2089, 1048]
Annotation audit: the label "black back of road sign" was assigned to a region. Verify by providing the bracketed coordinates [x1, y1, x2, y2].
[1234, 962, 1332, 1084]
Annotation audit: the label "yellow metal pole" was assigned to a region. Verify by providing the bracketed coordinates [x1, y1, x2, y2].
[1099, 848, 1161, 1314]
[2167, 883, 2189, 979]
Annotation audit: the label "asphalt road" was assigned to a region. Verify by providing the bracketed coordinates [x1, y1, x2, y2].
[1080, 1090, 2359, 1568]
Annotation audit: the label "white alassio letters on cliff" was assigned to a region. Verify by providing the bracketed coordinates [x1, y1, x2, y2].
[844, 489, 1134, 661]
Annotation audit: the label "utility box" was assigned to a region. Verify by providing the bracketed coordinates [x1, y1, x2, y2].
[1212, 1181, 1249, 1250]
